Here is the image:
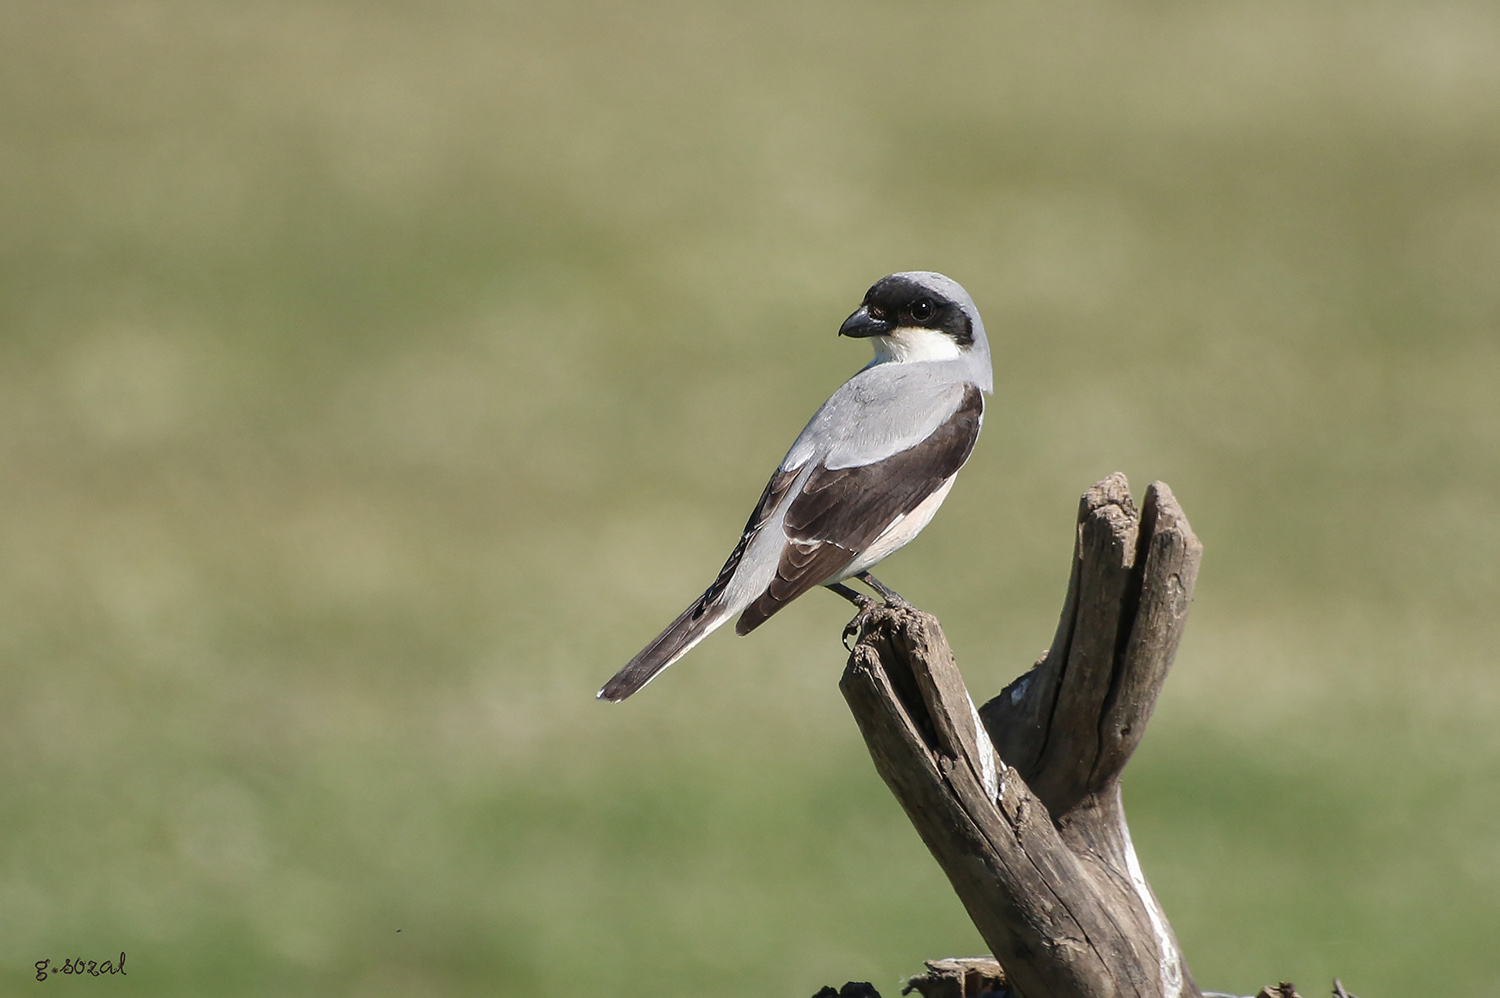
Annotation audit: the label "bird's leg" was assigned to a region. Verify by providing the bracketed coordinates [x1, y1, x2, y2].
[827, 582, 877, 650]
[827, 582, 873, 608]
[856, 571, 911, 608]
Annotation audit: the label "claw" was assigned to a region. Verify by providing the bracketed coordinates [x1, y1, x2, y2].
[842, 615, 863, 651]
[841, 599, 877, 651]
[828, 581, 879, 650]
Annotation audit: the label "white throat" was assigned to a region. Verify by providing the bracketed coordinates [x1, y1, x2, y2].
[870, 326, 966, 365]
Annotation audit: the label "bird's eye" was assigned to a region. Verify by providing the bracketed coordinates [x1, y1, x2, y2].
[909, 298, 935, 322]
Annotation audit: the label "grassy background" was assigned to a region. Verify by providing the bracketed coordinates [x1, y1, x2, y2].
[3, 1, 1498, 995]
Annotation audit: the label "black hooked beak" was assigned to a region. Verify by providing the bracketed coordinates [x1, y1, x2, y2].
[839, 305, 889, 338]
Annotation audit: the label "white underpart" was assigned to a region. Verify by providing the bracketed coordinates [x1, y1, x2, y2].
[1120, 813, 1184, 998]
[834, 474, 957, 580]
[870, 326, 966, 365]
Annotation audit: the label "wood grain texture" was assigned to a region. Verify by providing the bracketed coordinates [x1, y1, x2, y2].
[841, 475, 1203, 998]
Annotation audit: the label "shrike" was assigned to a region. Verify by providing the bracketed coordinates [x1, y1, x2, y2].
[598, 271, 992, 702]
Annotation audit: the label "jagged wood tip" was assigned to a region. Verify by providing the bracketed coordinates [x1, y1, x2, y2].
[840, 474, 1203, 998]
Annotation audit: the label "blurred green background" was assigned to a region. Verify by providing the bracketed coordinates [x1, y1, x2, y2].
[3, 1, 1497, 995]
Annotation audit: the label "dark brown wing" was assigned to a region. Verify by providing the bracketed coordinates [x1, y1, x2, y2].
[735, 384, 983, 634]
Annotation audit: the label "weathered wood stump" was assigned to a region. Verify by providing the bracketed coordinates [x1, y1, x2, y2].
[840, 474, 1202, 998]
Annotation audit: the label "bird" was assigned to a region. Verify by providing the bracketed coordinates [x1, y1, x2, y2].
[598, 271, 992, 702]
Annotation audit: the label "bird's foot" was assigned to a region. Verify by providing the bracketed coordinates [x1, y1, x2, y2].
[828, 583, 878, 650]
[842, 609, 878, 651]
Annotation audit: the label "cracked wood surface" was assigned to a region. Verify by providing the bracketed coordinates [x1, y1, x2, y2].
[840, 475, 1203, 998]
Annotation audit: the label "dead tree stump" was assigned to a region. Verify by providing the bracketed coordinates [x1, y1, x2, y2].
[840, 474, 1203, 998]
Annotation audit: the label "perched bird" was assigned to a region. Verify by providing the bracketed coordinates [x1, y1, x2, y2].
[598, 271, 992, 702]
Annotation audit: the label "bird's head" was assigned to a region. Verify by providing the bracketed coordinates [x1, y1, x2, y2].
[839, 272, 992, 390]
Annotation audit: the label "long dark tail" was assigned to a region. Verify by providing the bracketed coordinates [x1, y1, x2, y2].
[597, 601, 734, 702]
